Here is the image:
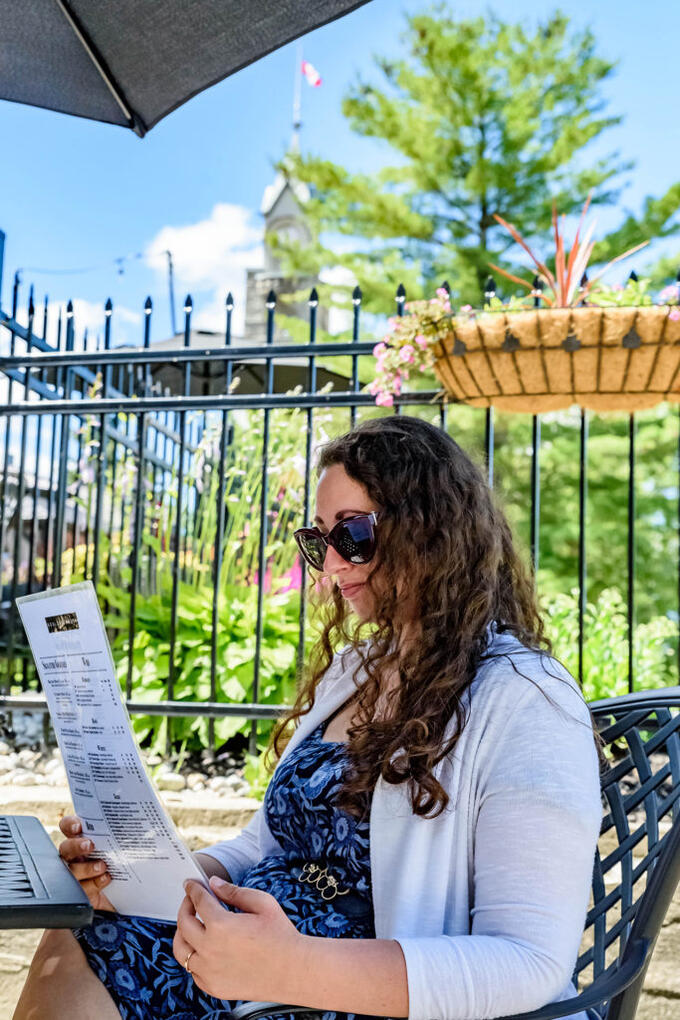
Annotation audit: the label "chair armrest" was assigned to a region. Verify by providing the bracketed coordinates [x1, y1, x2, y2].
[231, 939, 650, 1020]
[231, 1006, 339, 1020]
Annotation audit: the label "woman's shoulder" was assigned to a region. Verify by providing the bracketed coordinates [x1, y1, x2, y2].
[469, 624, 590, 729]
[316, 643, 365, 696]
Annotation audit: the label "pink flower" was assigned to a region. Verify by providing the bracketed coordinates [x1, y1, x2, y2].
[460, 304, 473, 313]
[669, 307, 680, 321]
[252, 566, 272, 593]
[436, 287, 449, 300]
[399, 344, 415, 364]
[393, 374, 402, 395]
[387, 316, 399, 331]
[373, 342, 387, 357]
[368, 379, 381, 395]
[376, 391, 394, 407]
[660, 284, 680, 303]
[275, 557, 303, 593]
[415, 334, 429, 349]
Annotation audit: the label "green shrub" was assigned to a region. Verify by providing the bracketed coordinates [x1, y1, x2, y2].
[541, 586, 677, 701]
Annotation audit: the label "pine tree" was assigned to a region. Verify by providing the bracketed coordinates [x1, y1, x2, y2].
[274, 7, 680, 308]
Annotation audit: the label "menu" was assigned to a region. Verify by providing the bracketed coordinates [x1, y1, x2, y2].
[16, 581, 208, 921]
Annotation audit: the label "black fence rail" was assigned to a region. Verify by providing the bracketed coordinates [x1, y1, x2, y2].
[0, 240, 678, 756]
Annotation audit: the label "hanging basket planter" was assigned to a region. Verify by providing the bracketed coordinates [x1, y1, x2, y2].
[369, 199, 680, 414]
[432, 305, 680, 414]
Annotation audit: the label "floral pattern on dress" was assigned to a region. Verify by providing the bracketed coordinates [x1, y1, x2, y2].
[73, 719, 378, 1020]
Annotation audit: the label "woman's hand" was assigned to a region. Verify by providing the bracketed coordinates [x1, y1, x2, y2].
[173, 876, 303, 1002]
[58, 814, 115, 911]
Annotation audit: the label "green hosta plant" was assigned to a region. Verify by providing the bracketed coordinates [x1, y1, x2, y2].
[99, 576, 303, 754]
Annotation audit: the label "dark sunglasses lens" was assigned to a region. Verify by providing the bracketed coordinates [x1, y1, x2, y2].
[295, 531, 326, 570]
[334, 517, 376, 564]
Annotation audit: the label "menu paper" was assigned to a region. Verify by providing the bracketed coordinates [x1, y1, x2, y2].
[16, 581, 208, 921]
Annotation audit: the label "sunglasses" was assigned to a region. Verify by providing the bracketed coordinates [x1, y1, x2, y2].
[293, 512, 379, 571]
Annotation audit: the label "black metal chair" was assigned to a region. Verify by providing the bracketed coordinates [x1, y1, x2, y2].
[231, 686, 680, 1020]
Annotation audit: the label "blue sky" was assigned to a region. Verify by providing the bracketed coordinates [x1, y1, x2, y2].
[2, 0, 680, 346]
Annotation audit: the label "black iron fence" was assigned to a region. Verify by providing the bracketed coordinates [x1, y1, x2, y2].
[0, 234, 678, 755]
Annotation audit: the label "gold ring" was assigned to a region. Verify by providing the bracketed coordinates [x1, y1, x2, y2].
[184, 949, 195, 974]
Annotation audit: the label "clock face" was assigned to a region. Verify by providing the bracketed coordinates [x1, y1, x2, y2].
[267, 214, 311, 247]
[280, 222, 306, 243]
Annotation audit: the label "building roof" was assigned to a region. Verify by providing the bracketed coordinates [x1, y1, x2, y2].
[260, 172, 310, 219]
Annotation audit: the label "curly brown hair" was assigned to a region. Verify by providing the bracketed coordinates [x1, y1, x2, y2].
[267, 415, 605, 819]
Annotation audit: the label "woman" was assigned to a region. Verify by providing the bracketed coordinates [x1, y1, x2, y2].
[15, 415, 603, 1020]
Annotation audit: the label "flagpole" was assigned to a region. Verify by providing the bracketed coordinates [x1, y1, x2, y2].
[292, 40, 303, 150]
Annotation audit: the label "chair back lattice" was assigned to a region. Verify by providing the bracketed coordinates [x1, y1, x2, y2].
[572, 689, 680, 1013]
[230, 689, 680, 1020]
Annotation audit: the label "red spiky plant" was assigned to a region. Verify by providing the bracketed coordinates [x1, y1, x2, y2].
[489, 194, 649, 307]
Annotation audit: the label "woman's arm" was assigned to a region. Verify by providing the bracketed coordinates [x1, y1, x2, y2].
[394, 678, 603, 1020]
[282, 935, 409, 1016]
[194, 852, 232, 882]
[197, 803, 267, 884]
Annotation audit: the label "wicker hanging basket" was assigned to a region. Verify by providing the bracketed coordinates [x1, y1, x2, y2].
[433, 305, 680, 413]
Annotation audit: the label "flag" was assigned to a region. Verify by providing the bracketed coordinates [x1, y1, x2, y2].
[301, 60, 322, 87]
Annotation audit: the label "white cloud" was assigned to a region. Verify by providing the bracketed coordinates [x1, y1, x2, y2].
[14, 298, 142, 350]
[13, 298, 141, 347]
[145, 203, 264, 335]
[71, 298, 141, 341]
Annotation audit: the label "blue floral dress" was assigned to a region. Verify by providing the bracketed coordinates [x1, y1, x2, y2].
[73, 702, 377, 1020]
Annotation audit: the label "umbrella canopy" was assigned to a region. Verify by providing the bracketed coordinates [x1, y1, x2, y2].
[0, 0, 371, 135]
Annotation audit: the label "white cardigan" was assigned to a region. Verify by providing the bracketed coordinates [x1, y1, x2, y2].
[203, 626, 603, 1020]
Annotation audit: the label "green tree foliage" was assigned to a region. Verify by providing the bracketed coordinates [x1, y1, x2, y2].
[419, 401, 679, 625]
[275, 6, 680, 307]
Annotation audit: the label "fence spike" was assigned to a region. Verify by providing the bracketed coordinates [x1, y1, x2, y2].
[183, 294, 193, 313]
[66, 299, 74, 318]
[144, 296, 153, 314]
[104, 297, 113, 317]
[226, 292, 234, 310]
[352, 285, 362, 305]
[441, 280, 451, 295]
[484, 276, 496, 300]
[396, 283, 406, 300]
[628, 270, 638, 283]
[308, 287, 319, 307]
[28, 286, 35, 318]
[266, 289, 277, 309]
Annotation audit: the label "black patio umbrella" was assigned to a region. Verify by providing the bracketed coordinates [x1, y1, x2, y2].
[0, 0, 372, 136]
